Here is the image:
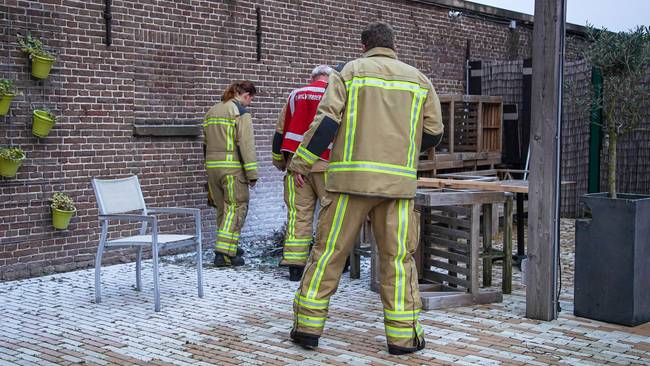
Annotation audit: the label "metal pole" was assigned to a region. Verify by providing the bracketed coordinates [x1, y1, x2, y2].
[553, 0, 567, 315]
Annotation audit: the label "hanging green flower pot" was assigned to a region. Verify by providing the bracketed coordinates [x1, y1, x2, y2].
[0, 79, 18, 116]
[31, 54, 55, 79]
[51, 192, 76, 230]
[52, 207, 76, 229]
[32, 109, 56, 137]
[0, 93, 15, 116]
[0, 147, 26, 178]
[18, 33, 56, 80]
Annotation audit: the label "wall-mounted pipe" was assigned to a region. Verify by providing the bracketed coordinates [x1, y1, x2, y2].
[104, 0, 112, 46]
[256, 6, 262, 61]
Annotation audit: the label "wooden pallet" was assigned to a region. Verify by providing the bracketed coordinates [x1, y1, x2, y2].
[419, 95, 503, 175]
[416, 189, 513, 309]
[365, 189, 514, 310]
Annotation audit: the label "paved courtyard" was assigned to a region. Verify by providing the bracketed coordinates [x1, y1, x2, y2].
[1, 220, 649, 366]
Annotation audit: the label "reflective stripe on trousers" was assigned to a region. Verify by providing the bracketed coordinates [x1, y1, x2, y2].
[292, 193, 424, 348]
[207, 169, 249, 257]
[280, 173, 326, 266]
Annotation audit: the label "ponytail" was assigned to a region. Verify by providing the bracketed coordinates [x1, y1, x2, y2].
[222, 80, 258, 101]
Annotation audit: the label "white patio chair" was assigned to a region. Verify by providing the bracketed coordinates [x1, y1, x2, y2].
[91, 175, 204, 311]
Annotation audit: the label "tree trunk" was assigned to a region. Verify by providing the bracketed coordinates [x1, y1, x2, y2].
[608, 122, 617, 199]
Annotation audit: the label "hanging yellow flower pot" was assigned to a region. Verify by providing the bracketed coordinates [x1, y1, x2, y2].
[32, 109, 56, 138]
[31, 54, 56, 79]
[0, 78, 18, 116]
[18, 33, 56, 80]
[51, 192, 76, 230]
[0, 93, 14, 116]
[0, 147, 26, 178]
[52, 207, 76, 229]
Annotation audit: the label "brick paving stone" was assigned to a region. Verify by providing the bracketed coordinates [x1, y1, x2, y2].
[1, 220, 649, 365]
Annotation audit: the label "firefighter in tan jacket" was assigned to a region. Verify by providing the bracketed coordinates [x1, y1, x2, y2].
[272, 65, 333, 281]
[287, 23, 444, 355]
[204, 81, 258, 267]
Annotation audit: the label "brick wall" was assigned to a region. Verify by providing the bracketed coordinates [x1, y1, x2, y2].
[0, 0, 582, 280]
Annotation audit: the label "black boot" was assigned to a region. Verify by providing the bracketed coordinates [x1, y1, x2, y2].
[388, 338, 426, 355]
[213, 253, 231, 267]
[289, 266, 304, 281]
[342, 256, 351, 273]
[230, 254, 245, 267]
[290, 329, 319, 349]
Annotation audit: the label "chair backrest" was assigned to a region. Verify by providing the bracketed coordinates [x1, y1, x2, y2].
[92, 176, 147, 215]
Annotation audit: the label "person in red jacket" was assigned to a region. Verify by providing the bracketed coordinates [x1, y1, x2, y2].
[272, 65, 333, 281]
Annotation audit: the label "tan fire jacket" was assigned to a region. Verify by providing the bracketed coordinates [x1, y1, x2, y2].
[203, 99, 258, 181]
[288, 47, 443, 198]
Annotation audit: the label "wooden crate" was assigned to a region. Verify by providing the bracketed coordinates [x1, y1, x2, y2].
[415, 189, 512, 310]
[419, 95, 503, 174]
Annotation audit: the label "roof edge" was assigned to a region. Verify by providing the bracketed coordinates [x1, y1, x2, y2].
[407, 0, 587, 36]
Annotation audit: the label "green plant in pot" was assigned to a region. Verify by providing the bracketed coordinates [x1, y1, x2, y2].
[0, 146, 26, 178]
[0, 79, 18, 116]
[574, 25, 650, 326]
[17, 32, 56, 79]
[32, 109, 57, 137]
[51, 192, 76, 230]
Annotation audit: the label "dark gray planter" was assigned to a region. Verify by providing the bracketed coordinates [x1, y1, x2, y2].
[574, 193, 650, 326]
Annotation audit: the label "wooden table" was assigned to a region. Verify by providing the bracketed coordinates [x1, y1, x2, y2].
[418, 175, 529, 265]
[418, 174, 573, 267]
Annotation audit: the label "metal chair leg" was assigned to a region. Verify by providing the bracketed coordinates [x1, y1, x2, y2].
[197, 241, 204, 298]
[94, 222, 108, 304]
[152, 248, 160, 311]
[152, 222, 161, 312]
[94, 245, 104, 304]
[135, 247, 143, 291]
[195, 212, 204, 298]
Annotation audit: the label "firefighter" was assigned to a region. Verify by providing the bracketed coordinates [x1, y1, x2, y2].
[272, 65, 333, 281]
[287, 22, 444, 355]
[204, 81, 258, 267]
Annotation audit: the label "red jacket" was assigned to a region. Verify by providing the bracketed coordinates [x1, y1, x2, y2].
[280, 80, 330, 161]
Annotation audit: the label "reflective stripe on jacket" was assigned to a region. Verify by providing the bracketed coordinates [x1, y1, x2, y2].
[288, 47, 443, 198]
[204, 99, 258, 181]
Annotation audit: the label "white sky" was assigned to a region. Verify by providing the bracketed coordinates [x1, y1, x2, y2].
[470, 0, 649, 32]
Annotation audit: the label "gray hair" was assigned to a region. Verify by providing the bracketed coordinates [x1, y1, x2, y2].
[361, 22, 395, 50]
[310, 65, 333, 79]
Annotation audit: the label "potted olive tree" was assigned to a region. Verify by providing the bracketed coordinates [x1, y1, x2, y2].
[51, 192, 76, 230]
[574, 25, 650, 326]
[18, 33, 56, 79]
[0, 147, 26, 178]
[32, 109, 57, 137]
[0, 79, 18, 116]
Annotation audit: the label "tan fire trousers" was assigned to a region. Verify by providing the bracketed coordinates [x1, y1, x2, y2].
[207, 168, 249, 257]
[292, 192, 424, 349]
[280, 172, 327, 266]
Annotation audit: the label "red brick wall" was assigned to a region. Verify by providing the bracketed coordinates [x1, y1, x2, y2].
[0, 0, 579, 280]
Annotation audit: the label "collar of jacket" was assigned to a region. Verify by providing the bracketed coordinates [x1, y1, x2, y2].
[309, 79, 328, 88]
[363, 47, 397, 59]
[231, 99, 248, 115]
